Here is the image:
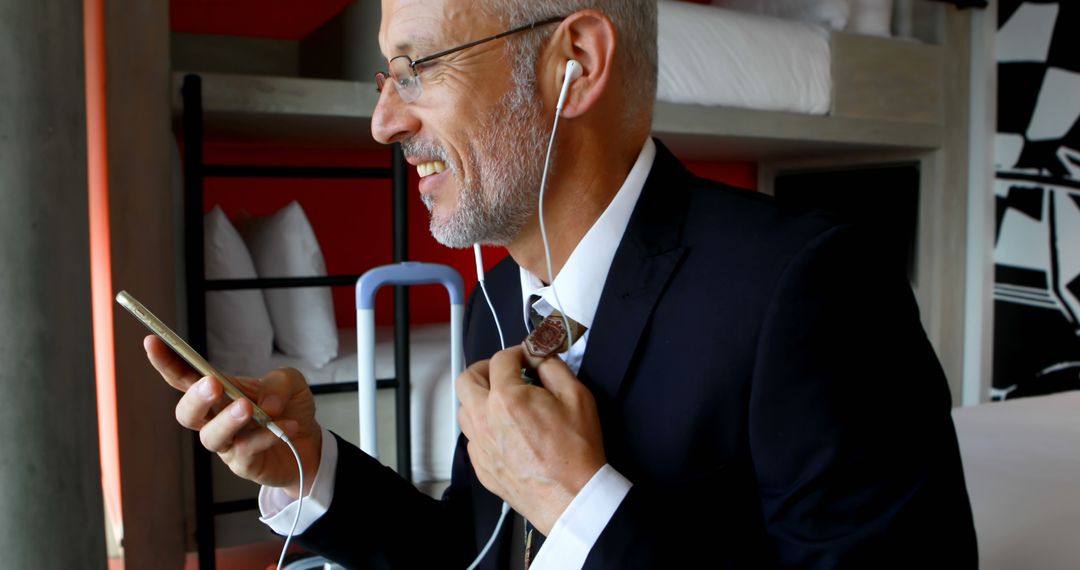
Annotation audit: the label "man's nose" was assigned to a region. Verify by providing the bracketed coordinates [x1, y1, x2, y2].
[371, 85, 419, 145]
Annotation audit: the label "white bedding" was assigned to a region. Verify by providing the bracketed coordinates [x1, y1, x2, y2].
[657, 1, 832, 114]
[268, 325, 452, 386]
[271, 324, 456, 483]
[952, 392, 1080, 570]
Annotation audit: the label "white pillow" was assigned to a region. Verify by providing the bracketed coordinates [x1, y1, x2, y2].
[240, 201, 338, 367]
[204, 206, 274, 377]
[711, 0, 851, 30]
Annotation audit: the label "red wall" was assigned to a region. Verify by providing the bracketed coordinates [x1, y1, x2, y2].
[200, 142, 505, 327]
[685, 160, 758, 190]
[170, 0, 352, 39]
[170, 0, 713, 40]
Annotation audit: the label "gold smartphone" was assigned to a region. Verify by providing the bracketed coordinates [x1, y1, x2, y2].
[116, 290, 275, 429]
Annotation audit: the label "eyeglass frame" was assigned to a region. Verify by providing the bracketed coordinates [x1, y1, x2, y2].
[374, 15, 566, 102]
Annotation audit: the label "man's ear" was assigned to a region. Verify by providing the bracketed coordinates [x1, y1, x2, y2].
[542, 10, 617, 119]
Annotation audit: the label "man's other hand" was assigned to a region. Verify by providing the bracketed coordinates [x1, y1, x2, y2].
[144, 335, 322, 499]
[456, 346, 606, 535]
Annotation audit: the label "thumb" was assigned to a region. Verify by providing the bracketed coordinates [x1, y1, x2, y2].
[257, 368, 307, 417]
[534, 354, 583, 401]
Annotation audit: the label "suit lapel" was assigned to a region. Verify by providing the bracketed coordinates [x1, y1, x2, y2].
[579, 141, 691, 401]
[485, 259, 528, 353]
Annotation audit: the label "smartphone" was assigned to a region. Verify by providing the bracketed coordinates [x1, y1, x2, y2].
[116, 290, 275, 429]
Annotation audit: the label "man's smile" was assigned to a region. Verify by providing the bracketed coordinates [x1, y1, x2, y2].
[416, 160, 447, 178]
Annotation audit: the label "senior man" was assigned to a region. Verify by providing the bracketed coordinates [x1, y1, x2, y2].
[147, 0, 978, 567]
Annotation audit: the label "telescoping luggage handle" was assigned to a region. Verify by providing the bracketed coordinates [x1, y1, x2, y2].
[355, 262, 465, 464]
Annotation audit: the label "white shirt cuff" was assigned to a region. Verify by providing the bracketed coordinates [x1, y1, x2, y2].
[529, 464, 633, 570]
[258, 426, 338, 536]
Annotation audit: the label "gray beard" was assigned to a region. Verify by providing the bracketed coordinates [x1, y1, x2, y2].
[408, 82, 549, 249]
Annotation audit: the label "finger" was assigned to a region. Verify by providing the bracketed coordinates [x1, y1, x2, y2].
[227, 426, 286, 477]
[230, 375, 262, 402]
[199, 398, 254, 453]
[534, 355, 583, 401]
[466, 439, 491, 469]
[488, 347, 530, 389]
[465, 360, 491, 390]
[175, 376, 223, 430]
[256, 367, 312, 416]
[144, 335, 200, 391]
[255, 369, 295, 416]
[457, 406, 474, 440]
[274, 418, 300, 437]
[455, 361, 492, 410]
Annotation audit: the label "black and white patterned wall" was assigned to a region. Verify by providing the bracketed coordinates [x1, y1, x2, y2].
[993, 1, 1080, 399]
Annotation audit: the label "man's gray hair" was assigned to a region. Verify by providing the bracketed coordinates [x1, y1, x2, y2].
[479, 0, 658, 127]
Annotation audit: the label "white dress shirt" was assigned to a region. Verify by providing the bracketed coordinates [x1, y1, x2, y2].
[260, 138, 657, 570]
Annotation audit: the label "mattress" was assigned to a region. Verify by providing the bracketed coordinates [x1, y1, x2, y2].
[657, 1, 832, 114]
[952, 392, 1080, 570]
[270, 324, 456, 483]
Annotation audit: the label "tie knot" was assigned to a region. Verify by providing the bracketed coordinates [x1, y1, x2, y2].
[523, 295, 586, 368]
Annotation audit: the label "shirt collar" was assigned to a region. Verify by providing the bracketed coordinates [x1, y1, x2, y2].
[519, 138, 657, 331]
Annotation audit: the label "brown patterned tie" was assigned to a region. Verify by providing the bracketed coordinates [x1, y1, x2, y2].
[523, 295, 586, 373]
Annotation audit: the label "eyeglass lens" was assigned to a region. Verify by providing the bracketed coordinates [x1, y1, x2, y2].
[375, 56, 423, 102]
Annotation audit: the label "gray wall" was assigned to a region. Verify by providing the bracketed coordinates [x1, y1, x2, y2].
[0, 0, 107, 567]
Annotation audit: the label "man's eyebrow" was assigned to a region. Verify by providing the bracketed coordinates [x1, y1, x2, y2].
[391, 32, 440, 57]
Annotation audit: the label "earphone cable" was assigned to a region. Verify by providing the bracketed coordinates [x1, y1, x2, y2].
[538, 102, 575, 347]
[466, 273, 511, 570]
[479, 280, 506, 350]
[276, 435, 305, 570]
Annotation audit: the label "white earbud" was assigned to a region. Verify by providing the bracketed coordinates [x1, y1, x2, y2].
[472, 243, 486, 283]
[556, 59, 582, 115]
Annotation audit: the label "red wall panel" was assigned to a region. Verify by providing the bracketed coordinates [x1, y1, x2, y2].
[685, 160, 758, 190]
[170, 0, 353, 39]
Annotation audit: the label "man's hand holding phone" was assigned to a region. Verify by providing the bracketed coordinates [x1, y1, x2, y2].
[144, 335, 322, 499]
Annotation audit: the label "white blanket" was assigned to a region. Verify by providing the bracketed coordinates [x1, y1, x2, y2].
[657, 1, 832, 114]
[953, 392, 1080, 570]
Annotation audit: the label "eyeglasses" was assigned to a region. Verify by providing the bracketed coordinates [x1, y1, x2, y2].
[375, 15, 565, 103]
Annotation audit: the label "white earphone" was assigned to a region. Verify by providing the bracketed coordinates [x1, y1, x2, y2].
[556, 59, 582, 115]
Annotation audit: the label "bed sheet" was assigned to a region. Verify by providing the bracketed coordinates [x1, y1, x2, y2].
[268, 325, 452, 386]
[657, 1, 832, 114]
[952, 392, 1080, 570]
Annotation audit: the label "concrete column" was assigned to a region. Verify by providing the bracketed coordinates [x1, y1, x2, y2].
[0, 0, 107, 568]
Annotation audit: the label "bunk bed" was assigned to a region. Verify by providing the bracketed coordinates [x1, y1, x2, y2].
[170, 1, 972, 565]
[179, 74, 429, 568]
[652, 1, 945, 159]
[174, 42, 943, 161]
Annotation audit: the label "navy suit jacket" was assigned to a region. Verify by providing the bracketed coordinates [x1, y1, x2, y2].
[296, 140, 978, 568]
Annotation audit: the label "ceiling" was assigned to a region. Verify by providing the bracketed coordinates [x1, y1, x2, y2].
[170, 0, 354, 40]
